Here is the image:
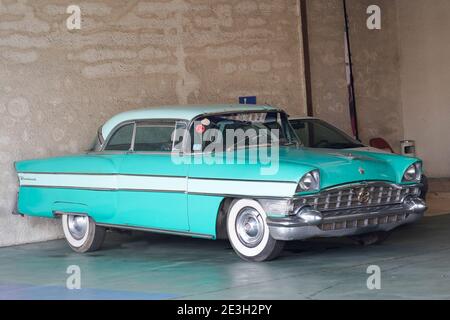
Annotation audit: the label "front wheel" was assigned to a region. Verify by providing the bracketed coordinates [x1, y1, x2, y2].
[227, 199, 285, 262]
[62, 214, 106, 253]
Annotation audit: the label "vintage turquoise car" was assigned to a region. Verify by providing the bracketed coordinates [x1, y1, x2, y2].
[14, 104, 427, 261]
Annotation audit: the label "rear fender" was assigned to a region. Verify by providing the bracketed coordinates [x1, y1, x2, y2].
[52, 201, 90, 217]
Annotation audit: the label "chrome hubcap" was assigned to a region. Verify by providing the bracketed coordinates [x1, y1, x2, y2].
[236, 208, 264, 247]
[67, 215, 88, 240]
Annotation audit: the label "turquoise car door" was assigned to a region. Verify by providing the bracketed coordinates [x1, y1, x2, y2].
[116, 120, 189, 231]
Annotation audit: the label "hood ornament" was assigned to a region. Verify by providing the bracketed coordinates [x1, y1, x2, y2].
[357, 189, 371, 204]
[358, 167, 365, 175]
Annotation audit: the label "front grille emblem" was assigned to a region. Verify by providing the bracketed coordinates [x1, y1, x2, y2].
[357, 190, 371, 204]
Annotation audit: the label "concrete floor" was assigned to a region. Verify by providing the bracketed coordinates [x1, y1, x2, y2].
[1, 214, 450, 300]
[427, 178, 450, 216]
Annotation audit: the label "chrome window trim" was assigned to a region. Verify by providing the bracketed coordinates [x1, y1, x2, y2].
[101, 118, 189, 154]
[99, 110, 291, 155]
[130, 122, 137, 152]
[97, 125, 105, 148]
[133, 119, 184, 153]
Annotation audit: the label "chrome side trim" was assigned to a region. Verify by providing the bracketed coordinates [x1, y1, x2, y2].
[17, 171, 296, 184]
[17, 172, 187, 178]
[18, 172, 297, 198]
[52, 212, 214, 239]
[96, 223, 214, 239]
[53, 211, 89, 217]
[20, 185, 291, 200]
[21, 185, 186, 193]
[190, 176, 297, 184]
[187, 191, 290, 200]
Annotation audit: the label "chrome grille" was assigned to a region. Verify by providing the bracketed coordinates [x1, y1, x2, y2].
[321, 203, 405, 218]
[319, 212, 407, 231]
[297, 182, 420, 212]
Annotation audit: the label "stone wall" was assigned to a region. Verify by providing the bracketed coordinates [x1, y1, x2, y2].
[346, 0, 404, 152]
[0, 0, 306, 246]
[306, 0, 352, 135]
[397, 0, 450, 177]
[306, 0, 403, 151]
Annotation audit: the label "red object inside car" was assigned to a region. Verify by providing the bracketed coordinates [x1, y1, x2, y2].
[369, 138, 395, 153]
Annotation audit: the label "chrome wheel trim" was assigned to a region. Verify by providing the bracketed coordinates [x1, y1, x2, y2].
[67, 215, 88, 240]
[235, 207, 265, 248]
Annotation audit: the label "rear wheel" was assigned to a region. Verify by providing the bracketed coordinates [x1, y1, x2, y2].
[227, 199, 284, 262]
[62, 214, 106, 253]
[351, 231, 392, 246]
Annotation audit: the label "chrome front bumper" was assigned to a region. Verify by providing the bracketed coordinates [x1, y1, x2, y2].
[267, 197, 427, 241]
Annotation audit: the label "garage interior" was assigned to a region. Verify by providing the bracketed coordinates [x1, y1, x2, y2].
[0, 0, 449, 299]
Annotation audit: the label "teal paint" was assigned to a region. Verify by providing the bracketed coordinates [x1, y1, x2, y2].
[187, 194, 224, 236]
[15, 106, 421, 241]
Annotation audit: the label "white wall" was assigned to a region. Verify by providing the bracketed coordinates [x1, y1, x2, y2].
[398, 0, 450, 177]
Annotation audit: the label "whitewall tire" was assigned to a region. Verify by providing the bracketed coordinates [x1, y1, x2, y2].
[227, 199, 285, 262]
[62, 214, 106, 253]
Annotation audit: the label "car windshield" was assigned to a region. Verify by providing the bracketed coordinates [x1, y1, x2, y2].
[289, 119, 364, 149]
[190, 111, 300, 152]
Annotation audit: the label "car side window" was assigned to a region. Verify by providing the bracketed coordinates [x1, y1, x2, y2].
[291, 121, 311, 147]
[104, 123, 134, 151]
[310, 121, 353, 147]
[134, 121, 185, 152]
[291, 119, 363, 149]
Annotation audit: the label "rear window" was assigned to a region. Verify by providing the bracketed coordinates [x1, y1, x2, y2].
[104, 124, 134, 151]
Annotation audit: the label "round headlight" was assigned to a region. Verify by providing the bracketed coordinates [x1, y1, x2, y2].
[297, 170, 320, 192]
[403, 162, 421, 182]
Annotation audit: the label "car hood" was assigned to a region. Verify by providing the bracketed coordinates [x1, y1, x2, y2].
[345, 146, 390, 154]
[189, 146, 420, 191]
[275, 147, 419, 189]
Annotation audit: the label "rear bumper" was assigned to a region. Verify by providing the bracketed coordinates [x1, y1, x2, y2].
[12, 192, 23, 216]
[267, 197, 426, 241]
